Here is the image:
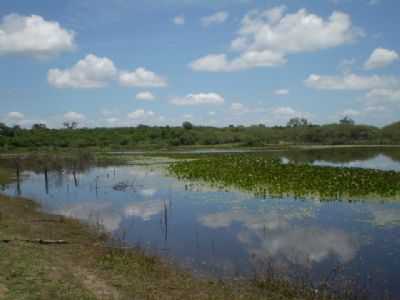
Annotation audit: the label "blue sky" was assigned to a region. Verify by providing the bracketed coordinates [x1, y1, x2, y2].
[0, 0, 399, 128]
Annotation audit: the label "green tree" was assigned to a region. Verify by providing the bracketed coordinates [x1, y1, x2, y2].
[32, 123, 47, 130]
[63, 121, 78, 129]
[182, 121, 193, 130]
[287, 118, 309, 128]
[340, 116, 355, 125]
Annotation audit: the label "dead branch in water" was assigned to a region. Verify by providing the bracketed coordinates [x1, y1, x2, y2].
[1, 238, 68, 245]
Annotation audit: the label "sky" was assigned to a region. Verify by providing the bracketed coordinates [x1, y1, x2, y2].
[0, 0, 399, 128]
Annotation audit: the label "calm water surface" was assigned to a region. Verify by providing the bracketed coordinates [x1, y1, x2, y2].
[2, 149, 400, 299]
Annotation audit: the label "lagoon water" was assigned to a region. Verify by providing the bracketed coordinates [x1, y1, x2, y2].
[2, 148, 400, 299]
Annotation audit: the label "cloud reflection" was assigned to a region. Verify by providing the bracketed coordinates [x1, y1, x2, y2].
[124, 200, 166, 221]
[199, 208, 358, 268]
[55, 202, 122, 232]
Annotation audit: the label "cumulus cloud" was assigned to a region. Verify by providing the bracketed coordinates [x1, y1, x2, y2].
[63, 111, 85, 122]
[0, 14, 75, 57]
[201, 11, 229, 27]
[7, 111, 25, 120]
[274, 89, 289, 96]
[306, 72, 400, 111]
[173, 15, 185, 25]
[170, 93, 224, 106]
[48, 54, 117, 88]
[364, 48, 399, 70]
[190, 6, 362, 72]
[127, 109, 155, 120]
[305, 73, 400, 91]
[136, 91, 155, 101]
[119, 68, 167, 88]
[190, 51, 286, 72]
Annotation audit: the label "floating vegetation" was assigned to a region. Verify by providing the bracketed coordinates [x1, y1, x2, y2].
[169, 154, 400, 201]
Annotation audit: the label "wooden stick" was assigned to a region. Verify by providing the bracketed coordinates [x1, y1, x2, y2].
[1, 238, 68, 245]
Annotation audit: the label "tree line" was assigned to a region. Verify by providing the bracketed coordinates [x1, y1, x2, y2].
[0, 118, 399, 150]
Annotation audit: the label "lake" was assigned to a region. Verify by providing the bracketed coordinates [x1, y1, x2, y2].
[1, 147, 400, 299]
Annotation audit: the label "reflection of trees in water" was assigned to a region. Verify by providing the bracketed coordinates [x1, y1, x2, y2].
[0, 152, 97, 194]
[282, 148, 400, 165]
[0, 152, 95, 174]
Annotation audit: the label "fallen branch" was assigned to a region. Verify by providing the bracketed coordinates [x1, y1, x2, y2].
[1, 238, 68, 245]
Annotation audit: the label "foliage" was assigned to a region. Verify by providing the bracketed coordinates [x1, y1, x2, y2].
[286, 117, 309, 128]
[169, 154, 400, 201]
[182, 121, 193, 130]
[0, 120, 398, 150]
[339, 116, 355, 125]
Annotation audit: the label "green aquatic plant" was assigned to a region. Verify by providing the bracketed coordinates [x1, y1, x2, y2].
[169, 154, 400, 201]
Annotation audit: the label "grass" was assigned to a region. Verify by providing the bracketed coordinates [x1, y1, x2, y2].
[0, 192, 339, 300]
[0, 168, 14, 186]
[168, 154, 400, 202]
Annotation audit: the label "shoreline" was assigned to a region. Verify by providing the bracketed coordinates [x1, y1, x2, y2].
[0, 192, 321, 300]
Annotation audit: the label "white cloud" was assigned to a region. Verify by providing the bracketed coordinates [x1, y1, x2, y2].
[48, 54, 117, 88]
[105, 117, 119, 125]
[364, 48, 399, 70]
[201, 11, 229, 27]
[274, 89, 289, 96]
[190, 6, 362, 72]
[173, 15, 185, 25]
[367, 88, 400, 99]
[171, 93, 224, 106]
[270, 106, 312, 124]
[127, 109, 155, 120]
[136, 91, 155, 101]
[364, 105, 386, 113]
[230, 102, 245, 111]
[190, 51, 286, 72]
[0, 14, 75, 57]
[366, 88, 400, 105]
[231, 6, 361, 53]
[119, 68, 167, 88]
[7, 111, 24, 120]
[271, 106, 297, 117]
[341, 108, 361, 117]
[63, 111, 85, 122]
[305, 73, 400, 91]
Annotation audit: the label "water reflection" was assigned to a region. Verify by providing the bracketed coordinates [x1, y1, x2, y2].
[367, 206, 400, 227]
[199, 208, 357, 269]
[313, 154, 400, 171]
[56, 201, 123, 232]
[125, 200, 166, 221]
[1, 149, 400, 298]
